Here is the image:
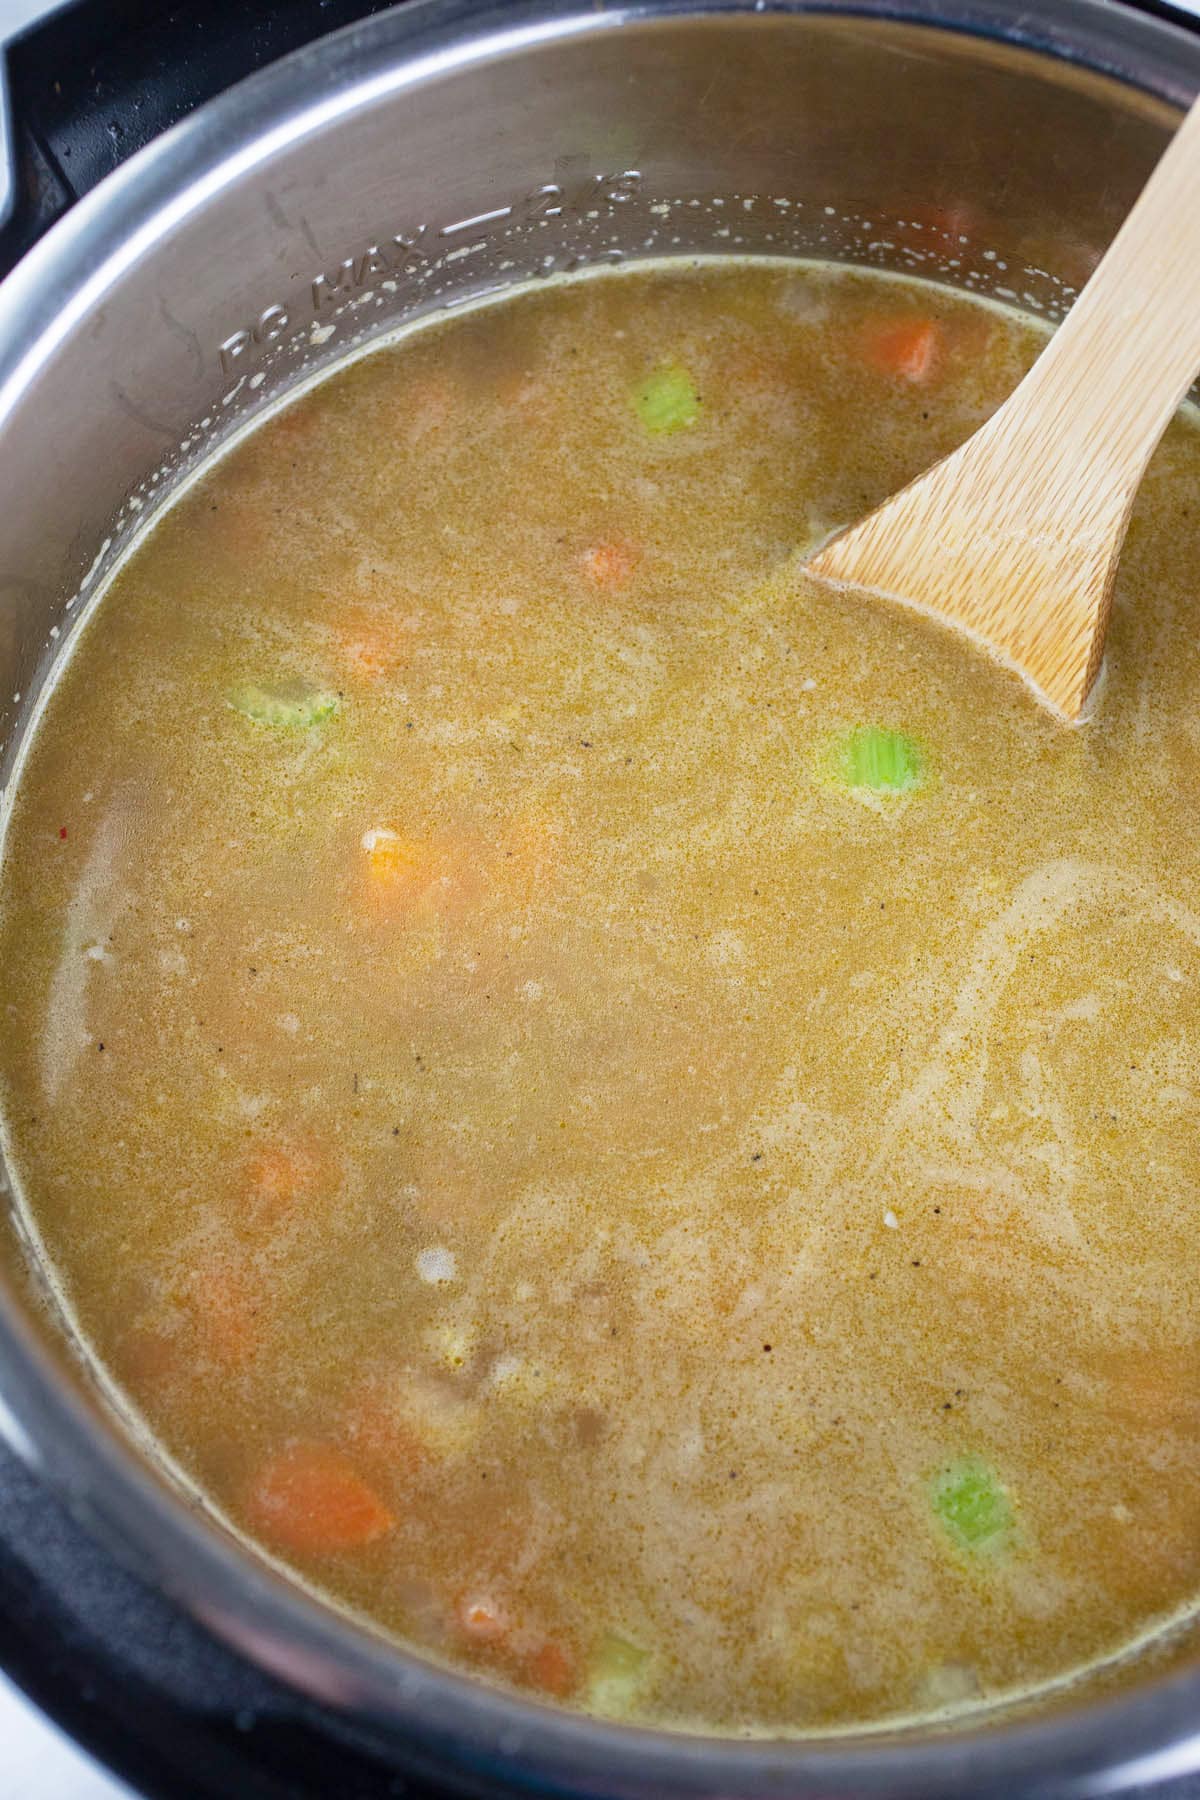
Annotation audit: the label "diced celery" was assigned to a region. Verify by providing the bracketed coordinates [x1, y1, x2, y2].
[227, 680, 339, 728]
[930, 1456, 1013, 1553]
[631, 362, 700, 435]
[832, 725, 924, 794]
[586, 1631, 651, 1717]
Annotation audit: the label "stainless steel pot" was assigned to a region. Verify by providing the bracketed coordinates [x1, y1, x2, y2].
[2, 3, 1200, 1794]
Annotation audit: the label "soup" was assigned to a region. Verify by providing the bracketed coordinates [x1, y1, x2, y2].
[2, 261, 1200, 1734]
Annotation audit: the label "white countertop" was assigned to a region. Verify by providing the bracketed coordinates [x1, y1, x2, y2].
[0, 1672, 132, 1799]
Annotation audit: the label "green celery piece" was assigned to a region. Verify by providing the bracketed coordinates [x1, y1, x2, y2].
[586, 1631, 651, 1717]
[227, 680, 339, 729]
[930, 1456, 1013, 1553]
[631, 362, 700, 435]
[833, 725, 925, 794]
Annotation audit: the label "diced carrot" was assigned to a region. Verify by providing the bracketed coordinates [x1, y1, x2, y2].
[456, 1593, 510, 1642]
[243, 1140, 324, 1221]
[525, 1639, 578, 1698]
[246, 1442, 395, 1554]
[362, 827, 432, 895]
[357, 810, 561, 927]
[360, 827, 485, 922]
[860, 318, 941, 384]
[361, 828, 449, 923]
[580, 541, 640, 589]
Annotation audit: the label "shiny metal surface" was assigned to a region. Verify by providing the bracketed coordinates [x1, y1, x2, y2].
[1, 3, 1200, 1794]
[0, 1672, 133, 1800]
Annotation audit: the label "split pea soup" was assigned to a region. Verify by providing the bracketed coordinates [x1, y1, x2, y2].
[3, 259, 1200, 1735]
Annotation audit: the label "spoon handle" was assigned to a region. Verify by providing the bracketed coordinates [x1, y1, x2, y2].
[999, 92, 1200, 511]
[808, 92, 1200, 720]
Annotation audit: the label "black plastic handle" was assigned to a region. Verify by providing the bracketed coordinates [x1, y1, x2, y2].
[0, 0, 399, 279]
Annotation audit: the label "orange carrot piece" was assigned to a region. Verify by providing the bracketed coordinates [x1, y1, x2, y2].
[247, 1442, 395, 1554]
[360, 828, 446, 922]
[860, 318, 941, 384]
[525, 1640, 577, 1698]
[580, 541, 640, 589]
[360, 827, 485, 921]
[362, 827, 432, 895]
[358, 809, 562, 926]
[456, 1593, 510, 1642]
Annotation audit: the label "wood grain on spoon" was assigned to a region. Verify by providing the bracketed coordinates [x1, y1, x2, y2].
[806, 93, 1200, 722]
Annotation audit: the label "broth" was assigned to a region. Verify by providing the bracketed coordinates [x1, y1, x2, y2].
[2, 261, 1200, 1732]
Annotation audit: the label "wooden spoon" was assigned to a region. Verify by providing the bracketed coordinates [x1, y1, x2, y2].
[806, 93, 1200, 722]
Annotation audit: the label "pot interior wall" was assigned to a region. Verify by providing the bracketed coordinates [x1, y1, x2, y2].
[0, 7, 1186, 799]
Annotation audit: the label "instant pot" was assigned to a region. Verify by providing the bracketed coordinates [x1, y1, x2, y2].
[2, 2, 1200, 1795]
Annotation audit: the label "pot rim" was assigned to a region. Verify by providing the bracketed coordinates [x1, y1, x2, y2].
[2, 2, 1200, 1793]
